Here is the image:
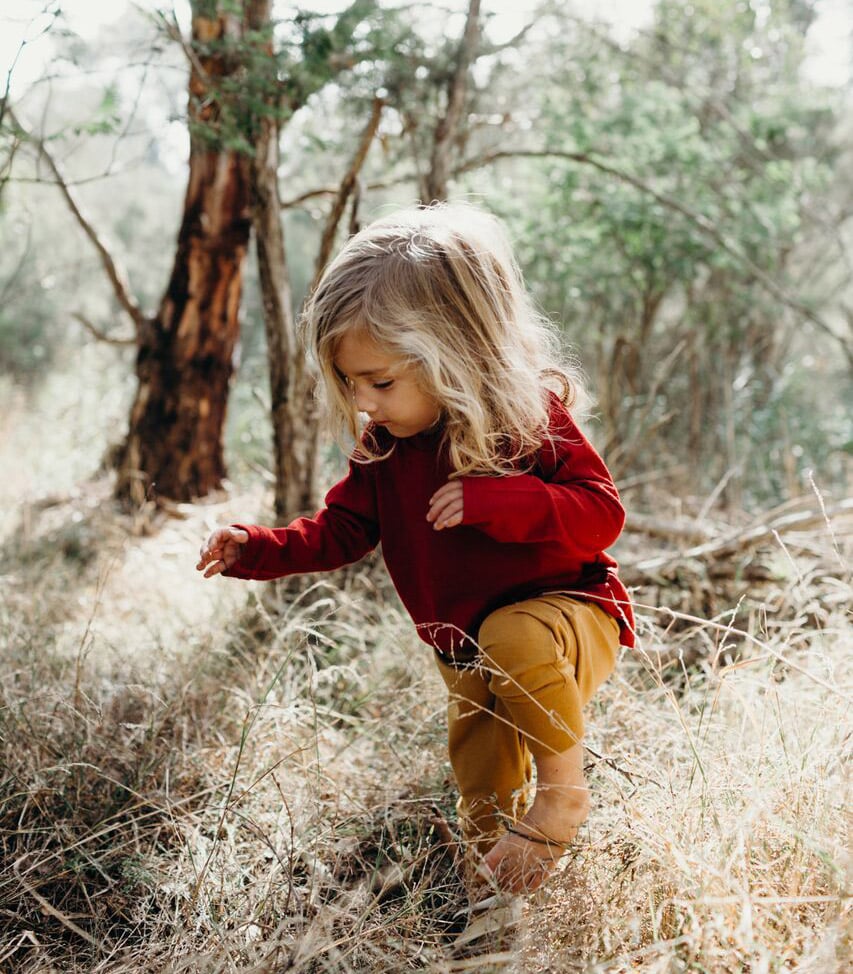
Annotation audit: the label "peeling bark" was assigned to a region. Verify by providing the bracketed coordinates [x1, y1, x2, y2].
[116, 7, 252, 506]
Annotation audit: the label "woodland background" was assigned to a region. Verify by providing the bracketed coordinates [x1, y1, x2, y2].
[0, 1, 850, 971]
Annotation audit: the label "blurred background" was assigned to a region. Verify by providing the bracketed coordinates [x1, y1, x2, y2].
[2, 0, 850, 522]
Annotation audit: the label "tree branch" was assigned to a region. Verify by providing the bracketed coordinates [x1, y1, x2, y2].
[72, 312, 136, 346]
[476, 19, 535, 57]
[8, 106, 147, 337]
[311, 95, 384, 290]
[152, 7, 212, 88]
[282, 137, 851, 362]
[0, 6, 60, 132]
[281, 168, 417, 208]
[424, 0, 481, 202]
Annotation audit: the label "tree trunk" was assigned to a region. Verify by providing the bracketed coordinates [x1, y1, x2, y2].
[116, 6, 252, 506]
[251, 114, 321, 522]
[422, 0, 481, 202]
[246, 0, 321, 523]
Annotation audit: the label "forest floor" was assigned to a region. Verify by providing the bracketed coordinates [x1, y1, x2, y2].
[1, 383, 850, 972]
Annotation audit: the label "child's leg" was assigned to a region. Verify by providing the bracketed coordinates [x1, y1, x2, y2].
[474, 595, 620, 892]
[434, 656, 533, 853]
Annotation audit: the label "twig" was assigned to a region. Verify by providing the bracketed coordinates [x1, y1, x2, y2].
[153, 7, 211, 87]
[281, 169, 416, 208]
[72, 312, 136, 346]
[13, 856, 100, 948]
[583, 743, 645, 785]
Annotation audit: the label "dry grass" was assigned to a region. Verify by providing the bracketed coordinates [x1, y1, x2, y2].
[1, 379, 850, 972]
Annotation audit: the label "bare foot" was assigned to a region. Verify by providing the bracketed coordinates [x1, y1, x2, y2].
[481, 743, 589, 894]
[480, 827, 565, 893]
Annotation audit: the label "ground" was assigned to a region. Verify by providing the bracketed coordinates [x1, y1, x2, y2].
[1, 376, 850, 971]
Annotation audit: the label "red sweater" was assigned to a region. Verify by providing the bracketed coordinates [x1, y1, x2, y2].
[225, 395, 635, 653]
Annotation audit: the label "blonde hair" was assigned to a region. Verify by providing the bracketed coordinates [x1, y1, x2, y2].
[302, 201, 584, 476]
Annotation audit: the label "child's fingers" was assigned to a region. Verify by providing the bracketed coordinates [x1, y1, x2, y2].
[197, 537, 223, 565]
[427, 482, 464, 527]
[429, 497, 464, 529]
[197, 527, 247, 569]
[429, 481, 462, 506]
[196, 546, 214, 568]
[196, 548, 221, 571]
[198, 533, 220, 563]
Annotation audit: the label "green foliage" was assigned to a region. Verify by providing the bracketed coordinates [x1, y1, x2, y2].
[186, 0, 418, 156]
[480, 0, 847, 501]
[69, 82, 123, 138]
[0, 230, 63, 379]
[2, 0, 848, 507]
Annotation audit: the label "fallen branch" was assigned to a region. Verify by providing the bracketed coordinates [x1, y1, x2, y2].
[628, 498, 853, 579]
[623, 512, 714, 546]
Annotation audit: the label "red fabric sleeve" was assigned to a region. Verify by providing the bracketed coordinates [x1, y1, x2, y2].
[223, 458, 380, 581]
[461, 399, 624, 557]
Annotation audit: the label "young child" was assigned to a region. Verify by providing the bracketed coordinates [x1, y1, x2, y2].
[196, 202, 634, 895]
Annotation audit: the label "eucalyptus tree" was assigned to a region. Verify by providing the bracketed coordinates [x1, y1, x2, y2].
[118, 0, 408, 509]
[114, 0, 254, 506]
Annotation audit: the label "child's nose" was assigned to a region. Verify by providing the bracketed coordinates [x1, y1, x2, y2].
[354, 386, 377, 414]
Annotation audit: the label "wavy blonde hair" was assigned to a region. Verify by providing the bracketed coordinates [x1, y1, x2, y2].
[302, 202, 585, 476]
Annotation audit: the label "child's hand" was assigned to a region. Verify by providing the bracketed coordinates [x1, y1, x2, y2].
[427, 481, 464, 530]
[196, 526, 249, 578]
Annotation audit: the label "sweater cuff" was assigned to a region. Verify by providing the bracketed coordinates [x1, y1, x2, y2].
[221, 523, 279, 579]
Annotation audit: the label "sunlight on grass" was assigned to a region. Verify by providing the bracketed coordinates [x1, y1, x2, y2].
[1, 458, 849, 970]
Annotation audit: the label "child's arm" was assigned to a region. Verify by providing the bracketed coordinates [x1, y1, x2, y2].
[197, 458, 380, 582]
[457, 400, 625, 558]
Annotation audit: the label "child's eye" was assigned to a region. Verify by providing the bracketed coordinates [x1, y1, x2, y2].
[373, 380, 393, 390]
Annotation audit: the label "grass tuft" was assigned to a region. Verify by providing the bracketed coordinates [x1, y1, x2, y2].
[1, 485, 849, 972]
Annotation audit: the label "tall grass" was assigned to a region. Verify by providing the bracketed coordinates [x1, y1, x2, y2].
[0, 379, 849, 972]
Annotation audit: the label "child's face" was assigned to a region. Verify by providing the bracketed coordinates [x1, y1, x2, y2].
[334, 331, 440, 438]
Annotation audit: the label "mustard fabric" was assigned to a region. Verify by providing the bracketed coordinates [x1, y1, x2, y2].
[435, 594, 619, 847]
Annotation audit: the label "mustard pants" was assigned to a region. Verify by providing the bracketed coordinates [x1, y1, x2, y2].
[434, 595, 619, 849]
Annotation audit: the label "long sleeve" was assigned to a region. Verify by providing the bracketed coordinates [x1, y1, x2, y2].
[461, 398, 624, 558]
[223, 458, 380, 581]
